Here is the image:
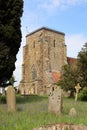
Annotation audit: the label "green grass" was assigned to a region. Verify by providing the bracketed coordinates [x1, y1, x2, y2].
[0, 95, 87, 130]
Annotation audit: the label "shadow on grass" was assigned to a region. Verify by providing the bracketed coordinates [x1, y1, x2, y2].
[0, 94, 48, 104]
[16, 94, 48, 104]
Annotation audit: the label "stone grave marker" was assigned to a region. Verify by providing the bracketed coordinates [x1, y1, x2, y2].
[6, 85, 16, 111]
[75, 83, 81, 102]
[69, 107, 77, 117]
[48, 85, 62, 115]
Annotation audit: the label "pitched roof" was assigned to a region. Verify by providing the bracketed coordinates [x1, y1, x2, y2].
[67, 57, 77, 65]
[26, 27, 65, 37]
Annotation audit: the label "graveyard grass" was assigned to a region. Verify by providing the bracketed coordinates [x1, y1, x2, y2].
[0, 95, 87, 130]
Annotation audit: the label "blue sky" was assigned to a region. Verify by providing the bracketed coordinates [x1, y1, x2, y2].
[14, 0, 87, 86]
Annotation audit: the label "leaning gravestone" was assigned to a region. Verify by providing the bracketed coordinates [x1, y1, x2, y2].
[48, 85, 62, 115]
[6, 85, 16, 111]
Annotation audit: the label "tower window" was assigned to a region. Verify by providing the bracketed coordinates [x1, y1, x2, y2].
[54, 40, 55, 47]
[32, 65, 37, 80]
[33, 41, 35, 48]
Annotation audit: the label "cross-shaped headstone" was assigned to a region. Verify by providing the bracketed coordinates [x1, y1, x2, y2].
[75, 83, 81, 102]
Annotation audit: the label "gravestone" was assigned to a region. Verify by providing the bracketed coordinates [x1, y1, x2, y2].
[48, 85, 62, 115]
[75, 83, 81, 101]
[69, 107, 77, 117]
[6, 85, 16, 111]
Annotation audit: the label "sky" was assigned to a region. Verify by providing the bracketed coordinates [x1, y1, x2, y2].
[13, 0, 87, 86]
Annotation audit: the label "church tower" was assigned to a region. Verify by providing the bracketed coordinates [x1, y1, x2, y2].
[19, 27, 67, 95]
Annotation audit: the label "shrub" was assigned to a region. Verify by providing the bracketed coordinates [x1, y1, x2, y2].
[0, 95, 6, 103]
[78, 87, 87, 101]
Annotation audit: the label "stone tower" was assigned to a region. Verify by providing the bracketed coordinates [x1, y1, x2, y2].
[19, 27, 67, 95]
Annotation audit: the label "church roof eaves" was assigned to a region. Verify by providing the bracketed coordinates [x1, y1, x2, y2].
[26, 27, 65, 37]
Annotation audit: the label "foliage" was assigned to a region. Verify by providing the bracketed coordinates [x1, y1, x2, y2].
[0, 0, 23, 86]
[78, 87, 87, 101]
[58, 64, 79, 97]
[58, 43, 87, 98]
[9, 75, 15, 86]
[77, 42, 87, 87]
[0, 95, 6, 104]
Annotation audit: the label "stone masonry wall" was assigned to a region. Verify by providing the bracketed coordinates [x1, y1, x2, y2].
[19, 27, 67, 95]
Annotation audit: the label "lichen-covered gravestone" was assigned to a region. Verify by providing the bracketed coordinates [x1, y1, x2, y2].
[69, 107, 77, 117]
[6, 85, 16, 111]
[48, 85, 62, 115]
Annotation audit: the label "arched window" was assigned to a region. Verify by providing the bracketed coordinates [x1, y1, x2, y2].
[32, 65, 37, 80]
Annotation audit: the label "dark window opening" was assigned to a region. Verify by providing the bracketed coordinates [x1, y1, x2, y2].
[54, 40, 55, 47]
[32, 65, 37, 80]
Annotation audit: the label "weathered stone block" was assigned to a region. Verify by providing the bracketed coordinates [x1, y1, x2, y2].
[6, 85, 16, 111]
[48, 85, 62, 115]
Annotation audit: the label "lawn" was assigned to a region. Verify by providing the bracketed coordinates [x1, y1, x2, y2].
[0, 94, 87, 130]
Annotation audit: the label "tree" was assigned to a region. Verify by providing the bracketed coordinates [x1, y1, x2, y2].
[58, 64, 79, 97]
[0, 0, 23, 86]
[9, 75, 15, 86]
[58, 43, 87, 97]
[77, 42, 87, 87]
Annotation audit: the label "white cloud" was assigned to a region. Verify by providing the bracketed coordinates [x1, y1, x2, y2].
[39, 0, 87, 11]
[13, 32, 25, 86]
[13, 60, 22, 86]
[65, 34, 87, 58]
[13, 50, 22, 86]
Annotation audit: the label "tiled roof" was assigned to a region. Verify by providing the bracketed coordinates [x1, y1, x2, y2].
[67, 57, 77, 65]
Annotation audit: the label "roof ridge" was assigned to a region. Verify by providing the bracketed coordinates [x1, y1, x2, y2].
[26, 26, 65, 37]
